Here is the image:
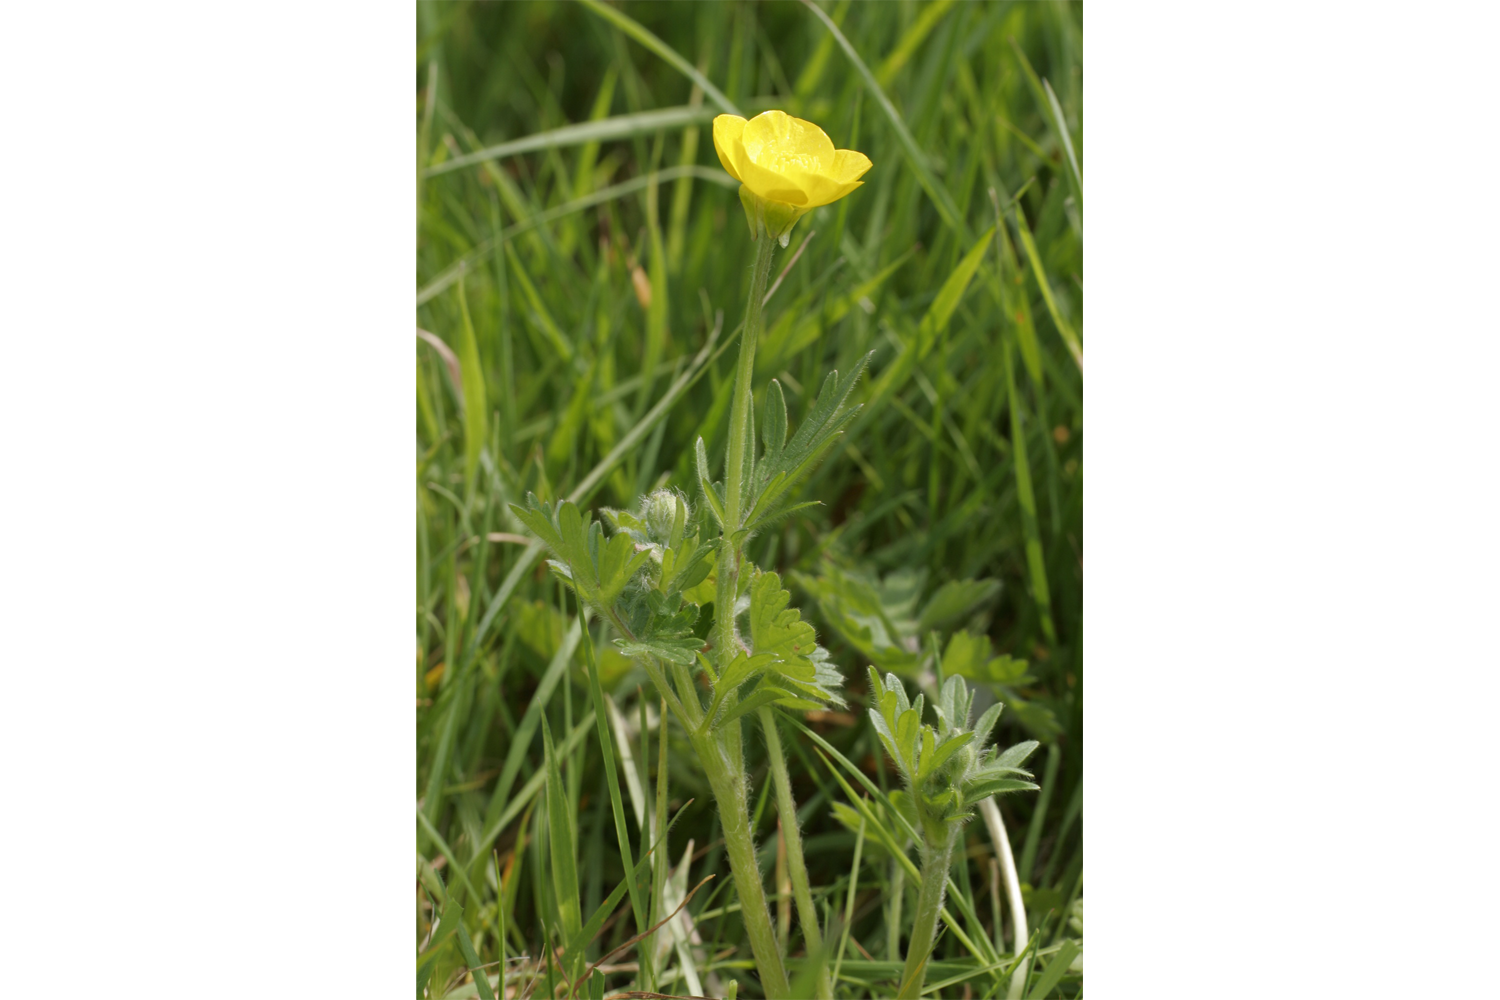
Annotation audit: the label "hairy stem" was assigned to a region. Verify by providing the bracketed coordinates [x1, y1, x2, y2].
[713, 232, 777, 684]
[899, 826, 958, 999]
[692, 729, 791, 999]
[723, 230, 776, 530]
[694, 231, 789, 999]
[759, 706, 833, 1000]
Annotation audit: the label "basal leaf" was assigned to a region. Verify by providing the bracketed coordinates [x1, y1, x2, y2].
[917, 578, 1001, 633]
[991, 739, 1041, 771]
[615, 636, 703, 666]
[962, 778, 1040, 807]
[919, 730, 974, 782]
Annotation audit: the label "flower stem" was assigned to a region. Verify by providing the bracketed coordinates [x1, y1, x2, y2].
[723, 227, 776, 530]
[759, 706, 833, 1000]
[706, 231, 775, 817]
[691, 728, 792, 999]
[898, 826, 958, 1000]
[714, 231, 776, 679]
[696, 231, 789, 999]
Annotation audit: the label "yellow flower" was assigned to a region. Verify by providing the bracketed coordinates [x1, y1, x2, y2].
[713, 110, 871, 242]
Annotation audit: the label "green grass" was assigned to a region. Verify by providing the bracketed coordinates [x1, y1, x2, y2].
[416, 2, 1082, 997]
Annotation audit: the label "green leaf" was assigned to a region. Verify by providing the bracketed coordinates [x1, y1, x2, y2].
[779, 355, 873, 476]
[681, 548, 719, 607]
[919, 578, 1001, 633]
[793, 563, 926, 677]
[716, 682, 791, 728]
[659, 533, 715, 598]
[935, 674, 969, 733]
[970, 702, 1004, 750]
[918, 726, 935, 777]
[918, 731, 974, 782]
[747, 570, 817, 682]
[595, 529, 652, 606]
[509, 494, 565, 554]
[744, 355, 872, 530]
[601, 507, 648, 539]
[417, 894, 464, 986]
[895, 708, 919, 776]
[762, 378, 787, 471]
[962, 778, 1040, 806]
[695, 437, 725, 530]
[997, 690, 1063, 742]
[991, 740, 1041, 772]
[721, 652, 777, 693]
[615, 637, 702, 666]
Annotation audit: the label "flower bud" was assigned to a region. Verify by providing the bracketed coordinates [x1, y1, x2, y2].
[640, 489, 684, 546]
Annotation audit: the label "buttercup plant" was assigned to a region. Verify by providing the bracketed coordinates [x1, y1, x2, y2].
[511, 110, 871, 1000]
[867, 669, 1041, 998]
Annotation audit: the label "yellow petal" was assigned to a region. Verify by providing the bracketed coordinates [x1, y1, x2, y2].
[733, 111, 837, 205]
[736, 154, 811, 206]
[721, 110, 871, 211]
[830, 148, 873, 185]
[801, 148, 875, 208]
[741, 110, 834, 176]
[712, 114, 747, 182]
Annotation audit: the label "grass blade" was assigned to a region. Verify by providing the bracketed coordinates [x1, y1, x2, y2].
[1011, 202, 1082, 369]
[578, 0, 742, 116]
[1018, 744, 1061, 884]
[469, 716, 591, 872]
[799, 0, 962, 234]
[485, 617, 582, 837]
[1025, 939, 1080, 999]
[417, 166, 735, 307]
[542, 716, 584, 953]
[862, 226, 994, 414]
[577, 618, 653, 981]
[416, 808, 483, 905]
[424, 104, 716, 178]
[874, 0, 958, 87]
[454, 918, 497, 1000]
[1002, 322, 1056, 644]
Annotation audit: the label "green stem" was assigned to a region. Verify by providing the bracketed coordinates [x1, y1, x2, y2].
[692, 728, 792, 999]
[759, 706, 832, 1000]
[713, 232, 777, 680]
[899, 826, 958, 1000]
[691, 231, 786, 999]
[724, 223, 776, 529]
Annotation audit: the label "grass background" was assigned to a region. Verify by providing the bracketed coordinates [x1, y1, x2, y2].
[416, 1, 1082, 996]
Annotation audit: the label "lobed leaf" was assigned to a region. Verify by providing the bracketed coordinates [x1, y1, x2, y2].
[747, 570, 818, 682]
